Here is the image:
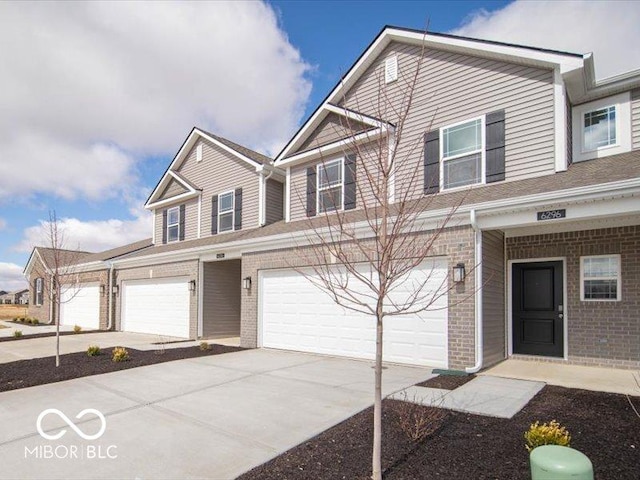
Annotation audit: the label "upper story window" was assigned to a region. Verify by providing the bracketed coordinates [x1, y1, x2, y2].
[35, 277, 43, 306]
[167, 206, 180, 242]
[584, 106, 616, 151]
[317, 158, 344, 212]
[441, 117, 484, 190]
[218, 191, 235, 233]
[572, 92, 631, 162]
[580, 254, 621, 301]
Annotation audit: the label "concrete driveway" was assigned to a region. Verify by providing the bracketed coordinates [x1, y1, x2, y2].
[0, 349, 432, 480]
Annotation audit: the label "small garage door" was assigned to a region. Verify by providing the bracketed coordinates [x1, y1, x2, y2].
[121, 278, 190, 338]
[260, 261, 449, 368]
[60, 284, 101, 329]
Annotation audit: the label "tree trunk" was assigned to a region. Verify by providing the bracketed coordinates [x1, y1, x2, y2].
[372, 313, 383, 480]
[55, 280, 60, 368]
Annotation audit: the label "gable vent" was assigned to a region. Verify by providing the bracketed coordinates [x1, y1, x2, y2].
[385, 56, 398, 84]
[196, 144, 203, 162]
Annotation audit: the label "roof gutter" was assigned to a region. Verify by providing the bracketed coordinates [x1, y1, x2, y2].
[466, 209, 484, 374]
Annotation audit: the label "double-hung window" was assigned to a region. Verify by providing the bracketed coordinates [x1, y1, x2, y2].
[580, 255, 621, 301]
[166, 206, 180, 243]
[35, 278, 43, 306]
[583, 106, 616, 151]
[317, 158, 343, 213]
[441, 117, 483, 190]
[218, 191, 234, 233]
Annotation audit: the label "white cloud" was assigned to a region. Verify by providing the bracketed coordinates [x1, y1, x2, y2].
[14, 208, 152, 254]
[0, 1, 311, 200]
[452, 1, 640, 80]
[0, 262, 27, 291]
[0, 218, 5, 231]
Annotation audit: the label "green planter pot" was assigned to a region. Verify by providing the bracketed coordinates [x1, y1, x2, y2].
[530, 445, 593, 480]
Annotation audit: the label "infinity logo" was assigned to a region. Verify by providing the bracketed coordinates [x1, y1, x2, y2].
[36, 409, 107, 441]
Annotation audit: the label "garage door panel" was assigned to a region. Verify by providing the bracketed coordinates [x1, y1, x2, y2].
[60, 284, 100, 329]
[122, 279, 189, 338]
[261, 261, 449, 367]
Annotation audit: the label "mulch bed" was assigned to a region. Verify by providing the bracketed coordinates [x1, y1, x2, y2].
[0, 344, 244, 393]
[239, 386, 640, 480]
[417, 374, 476, 390]
[0, 330, 110, 343]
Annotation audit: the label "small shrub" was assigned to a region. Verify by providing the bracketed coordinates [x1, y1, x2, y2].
[13, 330, 23, 338]
[524, 420, 571, 452]
[19, 318, 26, 323]
[393, 393, 448, 443]
[112, 347, 129, 362]
[86, 345, 101, 357]
[27, 318, 34, 324]
[31, 318, 39, 325]
[199, 341, 211, 351]
[73, 325, 82, 333]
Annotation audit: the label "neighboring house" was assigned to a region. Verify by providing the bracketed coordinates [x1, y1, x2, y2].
[0, 289, 28, 304]
[23, 26, 640, 371]
[16, 290, 29, 305]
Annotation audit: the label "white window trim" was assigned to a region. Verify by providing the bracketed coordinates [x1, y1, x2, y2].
[217, 190, 235, 233]
[35, 278, 43, 306]
[166, 206, 180, 243]
[316, 158, 345, 214]
[439, 115, 486, 192]
[572, 92, 631, 162]
[580, 254, 621, 302]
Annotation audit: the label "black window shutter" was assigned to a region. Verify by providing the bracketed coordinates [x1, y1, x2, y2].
[306, 167, 317, 217]
[162, 209, 168, 244]
[485, 109, 506, 183]
[424, 130, 440, 194]
[344, 154, 356, 210]
[179, 204, 186, 241]
[211, 196, 218, 235]
[234, 188, 243, 230]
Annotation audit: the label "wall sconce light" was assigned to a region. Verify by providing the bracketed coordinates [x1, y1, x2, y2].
[453, 263, 466, 283]
[189, 280, 197, 292]
[112, 285, 119, 295]
[100, 285, 106, 295]
[243, 276, 252, 290]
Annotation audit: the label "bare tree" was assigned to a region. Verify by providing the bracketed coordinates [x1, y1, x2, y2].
[42, 211, 84, 367]
[290, 38, 474, 480]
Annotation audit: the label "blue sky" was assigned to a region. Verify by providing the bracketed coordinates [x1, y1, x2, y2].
[0, 0, 638, 290]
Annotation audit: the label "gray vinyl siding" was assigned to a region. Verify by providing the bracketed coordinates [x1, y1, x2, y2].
[296, 113, 371, 154]
[265, 179, 284, 224]
[153, 198, 198, 243]
[158, 178, 187, 201]
[482, 230, 506, 368]
[340, 42, 555, 191]
[178, 138, 260, 235]
[202, 260, 241, 337]
[632, 88, 640, 150]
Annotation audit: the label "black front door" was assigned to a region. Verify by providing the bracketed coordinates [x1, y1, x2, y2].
[512, 261, 564, 357]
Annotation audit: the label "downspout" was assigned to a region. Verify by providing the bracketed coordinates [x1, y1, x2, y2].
[107, 262, 115, 330]
[259, 169, 275, 227]
[466, 209, 484, 373]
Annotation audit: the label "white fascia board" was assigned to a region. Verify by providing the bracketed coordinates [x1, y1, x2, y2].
[277, 128, 385, 168]
[194, 129, 263, 169]
[145, 190, 201, 210]
[324, 104, 390, 129]
[255, 164, 286, 182]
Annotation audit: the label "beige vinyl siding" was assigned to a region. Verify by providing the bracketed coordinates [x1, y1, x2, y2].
[202, 260, 241, 337]
[482, 230, 506, 368]
[632, 88, 640, 150]
[265, 179, 284, 224]
[289, 140, 383, 222]
[158, 178, 187, 201]
[178, 138, 260, 235]
[340, 42, 555, 193]
[153, 198, 198, 243]
[296, 113, 371, 154]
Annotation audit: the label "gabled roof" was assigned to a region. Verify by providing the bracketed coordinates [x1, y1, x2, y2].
[275, 25, 586, 163]
[145, 128, 273, 209]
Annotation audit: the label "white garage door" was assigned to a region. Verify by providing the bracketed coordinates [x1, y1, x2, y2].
[60, 284, 101, 329]
[260, 261, 449, 368]
[121, 278, 190, 338]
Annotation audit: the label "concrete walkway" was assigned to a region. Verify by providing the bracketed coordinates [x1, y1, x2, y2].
[482, 359, 640, 396]
[0, 349, 431, 480]
[0, 331, 206, 363]
[0, 320, 75, 337]
[391, 376, 545, 418]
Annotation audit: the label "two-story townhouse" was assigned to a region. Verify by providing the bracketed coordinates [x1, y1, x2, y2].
[24, 26, 640, 372]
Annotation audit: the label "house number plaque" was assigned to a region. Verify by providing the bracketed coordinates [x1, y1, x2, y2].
[537, 209, 566, 221]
